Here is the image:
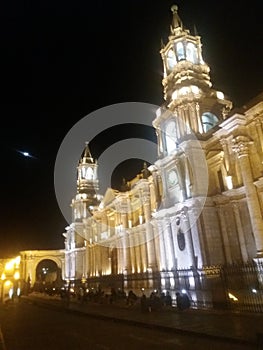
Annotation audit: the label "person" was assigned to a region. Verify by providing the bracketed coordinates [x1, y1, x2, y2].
[176, 292, 183, 310]
[110, 287, 117, 304]
[181, 293, 191, 309]
[176, 292, 191, 310]
[127, 290, 137, 306]
[140, 294, 148, 313]
[79, 287, 84, 304]
[165, 291, 172, 307]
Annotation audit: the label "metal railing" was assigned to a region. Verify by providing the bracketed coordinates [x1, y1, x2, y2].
[84, 262, 263, 313]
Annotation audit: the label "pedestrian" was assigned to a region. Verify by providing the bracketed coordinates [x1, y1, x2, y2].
[140, 294, 148, 313]
[165, 291, 172, 307]
[176, 292, 183, 310]
[181, 293, 191, 309]
[79, 287, 84, 304]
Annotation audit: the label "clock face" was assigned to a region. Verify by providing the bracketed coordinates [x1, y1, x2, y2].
[168, 170, 178, 187]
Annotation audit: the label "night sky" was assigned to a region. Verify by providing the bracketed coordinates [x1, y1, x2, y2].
[1, 1, 263, 257]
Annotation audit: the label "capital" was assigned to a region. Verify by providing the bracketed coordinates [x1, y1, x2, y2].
[232, 135, 252, 158]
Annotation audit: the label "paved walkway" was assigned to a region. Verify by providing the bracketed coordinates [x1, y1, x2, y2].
[22, 293, 263, 347]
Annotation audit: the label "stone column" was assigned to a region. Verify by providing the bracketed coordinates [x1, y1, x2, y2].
[129, 231, 136, 273]
[145, 223, 156, 269]
[217, 205, 233, 264]
[156, 128, 164, 158]
[255, 118, 263, 156]
[181, 208, 197, 268]
[232, 203, 249, 262]
[157, 220, 167, 270]
[220, 138, 232, 175]
[163, 217, 176, 270]
[233, 136, 263, 257]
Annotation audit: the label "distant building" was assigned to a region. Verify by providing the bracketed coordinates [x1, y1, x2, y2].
[63, 5, 263, 292]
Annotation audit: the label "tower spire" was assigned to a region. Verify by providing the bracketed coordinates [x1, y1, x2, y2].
[170, 4, 183, 34]
[81, 141, 94, 164]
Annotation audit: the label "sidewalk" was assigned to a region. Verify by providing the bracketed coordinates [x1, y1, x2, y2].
[23, 293, 263, 347]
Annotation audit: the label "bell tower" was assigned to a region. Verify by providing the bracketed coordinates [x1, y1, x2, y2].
[154, 5, 232, 157]
[77, 142, 99, 195]
[72, 142, 100, 222]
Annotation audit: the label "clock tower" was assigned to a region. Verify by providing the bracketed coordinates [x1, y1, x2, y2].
[154, 4, 232, 151]
[72, 142, 100, 223]
[153, 5, 233, 269]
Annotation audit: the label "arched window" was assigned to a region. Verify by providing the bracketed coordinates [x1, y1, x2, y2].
[176, 42, 185, 61]
[201, 112, 219, 133]
[167, 49, 177, 70]
[186, 42, 198, 64]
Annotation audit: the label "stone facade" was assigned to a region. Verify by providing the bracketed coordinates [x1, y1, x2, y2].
[63, 6, 263, 285]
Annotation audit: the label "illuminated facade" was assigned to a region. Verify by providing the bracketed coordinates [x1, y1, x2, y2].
[64, 6, 263, 287]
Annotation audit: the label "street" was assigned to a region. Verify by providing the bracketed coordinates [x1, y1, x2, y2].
[0, 299, 256, 350]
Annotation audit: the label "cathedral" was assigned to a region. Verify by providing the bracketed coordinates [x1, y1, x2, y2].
[63, 5, 263, 296]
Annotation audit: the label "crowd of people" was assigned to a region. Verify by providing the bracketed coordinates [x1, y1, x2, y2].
[141, 290, 190, 313]
[60, 285, 191, 313]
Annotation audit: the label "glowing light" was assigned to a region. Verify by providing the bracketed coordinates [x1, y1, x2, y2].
[252, 288, 257, 294]
[5, 260, 14, 271]
[9, 288, 13, 299]
[181, 289, 187, 294]
[4, 280, 11, 287]
[1, 273, 6, 280]
[216, 91, 224, 100]
[189, 276, 195, 288]
[17, 150, 36, 159]
[14, 256, 21, 267]
[225, 175, 233, 190]
[14, 271, 20, 280]
[228, 292, 238, 301]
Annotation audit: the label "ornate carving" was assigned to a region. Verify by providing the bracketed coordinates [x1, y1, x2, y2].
[232, 135, 252, 158]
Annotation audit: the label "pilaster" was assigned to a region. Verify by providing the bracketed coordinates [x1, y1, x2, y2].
[232, 135, 263, 257]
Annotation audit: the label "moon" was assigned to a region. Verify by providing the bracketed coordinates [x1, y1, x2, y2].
[16, 150, 37, 159]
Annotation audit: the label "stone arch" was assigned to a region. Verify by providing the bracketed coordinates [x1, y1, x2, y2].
[33, 258, 63, 292]
[32, 256, 62, 274]
[20, 250, 65, 286]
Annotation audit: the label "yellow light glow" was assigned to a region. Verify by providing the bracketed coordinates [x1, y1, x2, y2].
[4, 280, 12, 287]
[5, 260, 14, 271]
[228, 292, 238, 301]
[14, 256, 21, 266]
[14, 271, 20, 280]
[1, 273, 6, 280]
